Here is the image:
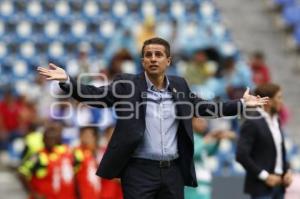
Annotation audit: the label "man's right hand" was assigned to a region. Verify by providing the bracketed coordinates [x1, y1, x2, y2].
[37, 63, 68, 81]
[265, 174, 282, 187]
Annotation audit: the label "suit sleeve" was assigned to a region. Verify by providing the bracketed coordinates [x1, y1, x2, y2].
[183, 79, 243, 117]
[236, 119, 263, 176]
[59, 74, 124, 108]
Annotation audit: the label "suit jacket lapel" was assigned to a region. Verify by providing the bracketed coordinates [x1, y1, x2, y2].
[168, 77, 194, 142]
[259, 118, 277, 151]
[168, 77, 181, 115]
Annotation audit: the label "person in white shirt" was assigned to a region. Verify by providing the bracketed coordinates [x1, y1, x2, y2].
[236, 83, 293, 199]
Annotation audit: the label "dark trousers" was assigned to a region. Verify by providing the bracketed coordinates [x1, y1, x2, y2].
[121, 158, 184, 199]
[251, 186, 284, 199]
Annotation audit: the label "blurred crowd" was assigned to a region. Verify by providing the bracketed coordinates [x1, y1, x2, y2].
[0, 9, 297, 199]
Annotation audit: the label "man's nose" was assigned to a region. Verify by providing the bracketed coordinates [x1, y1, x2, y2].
[150, 55, 157, 61]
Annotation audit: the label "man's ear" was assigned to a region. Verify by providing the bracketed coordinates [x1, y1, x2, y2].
[167, 57, 172, 66]
[141, 58, 145, 68]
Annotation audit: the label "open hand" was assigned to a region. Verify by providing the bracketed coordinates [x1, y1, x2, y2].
[243, 87, 269, 107]
[37, 63, 68, 81]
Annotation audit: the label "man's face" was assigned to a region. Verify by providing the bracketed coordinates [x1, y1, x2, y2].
[43, 131, 61, 150]
[80, 129, 97, 149]
[142, 44, 171, 77]
[269, 90, 283, 114]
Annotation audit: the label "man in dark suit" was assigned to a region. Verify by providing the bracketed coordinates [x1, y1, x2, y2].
[38, 37, 268, 199]
[236, 83, 293, 199]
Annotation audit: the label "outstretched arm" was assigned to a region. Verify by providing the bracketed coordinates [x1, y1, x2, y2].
[37, 63, 119, 108]
[184, 78, 268, 117]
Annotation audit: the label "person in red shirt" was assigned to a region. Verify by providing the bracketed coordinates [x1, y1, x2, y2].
[18, 124, 62, 199]
[98, 125, 123, 199]
[250, 51, 290, 126]
[0, 89, 22, 150]
[55, 144, 76, 199]
[73, 126, 101, 199]
[250, 51, 271, 85]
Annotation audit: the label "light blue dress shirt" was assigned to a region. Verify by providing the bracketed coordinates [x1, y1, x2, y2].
[132, 73, 179, 161]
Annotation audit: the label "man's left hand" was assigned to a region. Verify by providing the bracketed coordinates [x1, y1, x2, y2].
[283, 171, 293, 187]
[243, 87, 269, 107]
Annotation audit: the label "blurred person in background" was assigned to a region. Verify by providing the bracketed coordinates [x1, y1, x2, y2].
[184, 49, 218, 86]
[236, 83, 292, 199]
[185, 117, 236, 199]
[55, 129, 76, 199]
[18, 95, 39, 134]
[215, 56, 253, 100]
[26, 75, 56, 124]
[73, 126, 102, 199]
[250, 51, 290, 126]
[21, 123, 44, 162]
[98, 124, 123, 199]
[104, 49, 135, 81]
[0, 89, 22, 152]
[249, 51, 271, 86]
[135, 16, 156, 51]
[18, 123, 64, 199]
[66, 43, 93, 84]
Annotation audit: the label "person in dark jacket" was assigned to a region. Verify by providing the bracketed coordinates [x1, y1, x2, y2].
[236, 83, 292, 199]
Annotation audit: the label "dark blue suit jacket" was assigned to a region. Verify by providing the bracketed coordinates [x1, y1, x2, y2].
[59, 73, 243, 187]
[236, 111, 289, 196]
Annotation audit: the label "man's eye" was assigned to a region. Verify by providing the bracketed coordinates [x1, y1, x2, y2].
[155, 53, 163, 57]
[145, 53, 152, 57]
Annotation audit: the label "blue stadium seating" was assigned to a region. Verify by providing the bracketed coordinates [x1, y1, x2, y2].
[273, 0, 296, 6]
[293, 25, 300, 45]
[282, 5, 300, 26]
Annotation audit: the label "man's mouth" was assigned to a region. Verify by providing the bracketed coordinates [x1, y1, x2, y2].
[149, 65, 158, 69]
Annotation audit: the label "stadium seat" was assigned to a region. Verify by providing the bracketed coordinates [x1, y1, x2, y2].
[170, 1, 185, 18]
[0, 20, 5, 37]
[44, 20, 61, 41]
[0, 1, 14, 20]
[112, 0, 128, 18]
[219, 42, 238, 57]
[20, 41, 36, 59]
[54, 1, 71, 21]
[48, 41, 66, 64]
[16, 21, 32, 41]
[282, 5, 300, 27]
[82, 1, 100, 22]
[141, 1, 156, 17]
[12, 59, 28, 78]
[273, 0, 296, 7]
[294, 25, 300, 46]
[26, 1, 45, 22]
[99, 19, 116, 39]
[0, 42, 7, 61]
[71, 20, 87, 39]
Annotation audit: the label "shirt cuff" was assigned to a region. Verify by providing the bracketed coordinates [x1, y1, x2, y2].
[258, 170, 269, 181]
[240, 98, 245, 106]
[59, 76, 70, 84]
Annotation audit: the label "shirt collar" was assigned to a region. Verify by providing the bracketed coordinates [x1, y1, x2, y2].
[144, 72, 170, 91]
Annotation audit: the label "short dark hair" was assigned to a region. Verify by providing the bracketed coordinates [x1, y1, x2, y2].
[141, 37, 171, 58]
[254, 83, 281, 98]
[252, 51, 264, 60]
